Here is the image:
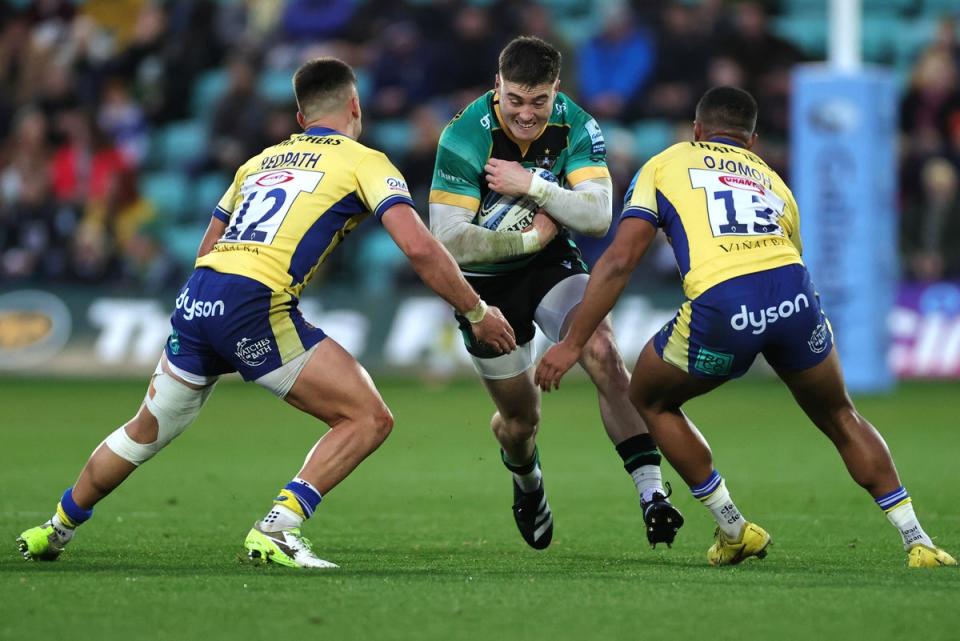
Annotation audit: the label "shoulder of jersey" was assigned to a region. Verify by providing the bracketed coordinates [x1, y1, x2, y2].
[642, 141, 690, 166]
[443, 92, 494, 135]
[552, 92, 588, 124]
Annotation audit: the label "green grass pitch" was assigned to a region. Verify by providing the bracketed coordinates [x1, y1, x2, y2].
[2, 376, 957, 640]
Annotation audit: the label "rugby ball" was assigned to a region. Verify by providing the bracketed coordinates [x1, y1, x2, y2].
[477, 168, 558, 232]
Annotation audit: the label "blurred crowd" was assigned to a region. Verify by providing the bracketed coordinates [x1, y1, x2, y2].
[0, 0, 958, 295]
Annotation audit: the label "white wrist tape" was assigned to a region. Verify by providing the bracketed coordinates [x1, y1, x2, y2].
[521, 230, 540, 254]
[464, 299, 489, 324]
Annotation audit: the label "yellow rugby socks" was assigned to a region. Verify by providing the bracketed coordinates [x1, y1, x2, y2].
[260, 477, 323, 532]
[876, 487, 933, 549]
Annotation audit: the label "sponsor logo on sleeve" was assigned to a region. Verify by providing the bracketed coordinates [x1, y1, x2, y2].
[480, 113, 492, 130]
[437, 168, 468, 185]
[584, 118, 606, 155]
[385, 177, 410, 193]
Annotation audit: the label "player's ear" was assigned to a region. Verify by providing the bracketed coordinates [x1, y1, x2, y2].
[553, 78, 560, 94]
[494, 73, 501, 92]
[296, 111, 306, 129]
[693, 121, 702, 141]
[746, 132, 758, 149]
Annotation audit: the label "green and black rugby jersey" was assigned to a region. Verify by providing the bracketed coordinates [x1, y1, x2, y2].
[430, 90, 610, 274]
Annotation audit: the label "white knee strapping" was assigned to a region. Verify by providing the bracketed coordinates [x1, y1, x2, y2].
[535, 273, 589, 342]
[104, 365, 216, 465]
[471, 341, 534, 380]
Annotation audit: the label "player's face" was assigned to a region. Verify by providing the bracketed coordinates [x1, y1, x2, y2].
[496, 75, 558, 142]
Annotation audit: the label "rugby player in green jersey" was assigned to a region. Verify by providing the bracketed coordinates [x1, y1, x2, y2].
[536, 86, 955, 568]
[430, 36, 682, 550]
[17, 58, 516, 569]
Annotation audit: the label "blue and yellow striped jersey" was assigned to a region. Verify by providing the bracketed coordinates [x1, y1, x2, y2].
[196, 126, 414, 298]
[622, 137, 803, 299]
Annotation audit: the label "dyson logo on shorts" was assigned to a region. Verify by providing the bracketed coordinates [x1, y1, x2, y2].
[730, 294, 810, 335]
[175, 288, 225, 321]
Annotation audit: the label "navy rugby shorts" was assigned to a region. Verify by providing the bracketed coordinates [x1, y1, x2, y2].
[653, 264, 833, 379]
[165, 267, 327, 381]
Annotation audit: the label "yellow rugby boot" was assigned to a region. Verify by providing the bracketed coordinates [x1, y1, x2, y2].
[243, 522, 338, 569]
[707, 521, 771, 566]
[17, 523, 67, 561]
[907, 544, 957, 568]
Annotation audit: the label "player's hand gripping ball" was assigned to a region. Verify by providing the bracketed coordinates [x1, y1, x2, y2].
[477, 168, 558, 232]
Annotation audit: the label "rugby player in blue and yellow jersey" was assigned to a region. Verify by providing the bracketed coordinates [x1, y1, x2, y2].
[536, 86, 955, 568]
[17, 58, 515, 569]
[430, 36, 682, 551]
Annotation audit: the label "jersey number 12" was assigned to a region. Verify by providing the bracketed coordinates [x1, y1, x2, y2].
[224, 169, 325, 244]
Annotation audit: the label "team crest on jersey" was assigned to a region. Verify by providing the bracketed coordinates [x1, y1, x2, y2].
[808, 322, 829, 354]
[235, 336, 272, 367]
[535, 150, 557, 170]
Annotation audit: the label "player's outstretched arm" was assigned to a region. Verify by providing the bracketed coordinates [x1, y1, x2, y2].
[196, 217, 228, 258]
[535, 217, 657, 391]
[382, 203, 516, 354]
[484, 159, 612, 237]
[429, 202, 554, 264]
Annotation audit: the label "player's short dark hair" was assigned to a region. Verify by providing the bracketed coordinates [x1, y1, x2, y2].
[293, 57, 357, 116]
[498, 36, 561, 88]
[695, 86, 758, 136]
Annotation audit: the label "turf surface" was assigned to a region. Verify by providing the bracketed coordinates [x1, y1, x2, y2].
[2, 376, 957, 640]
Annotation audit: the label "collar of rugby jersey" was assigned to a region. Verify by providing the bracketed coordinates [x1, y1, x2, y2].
[706, 135, 746, 148]
[304, 126, 345, 136]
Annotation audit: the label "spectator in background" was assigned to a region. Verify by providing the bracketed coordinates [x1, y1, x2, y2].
[576, 3, 656, 121]
[644, 3, 712, 119]
[0, 107, 62, 280]
[98, 77, 149, 167]
[903, 158, 960, 280]
[434, 5, 504, 109]
[51, 109, 151, 281]
[108, 2, 217, 123]
[515, 3, 577, 94]
[902, 49, 960, 156]
[720, 1, 804, 148]
[720, 2, 805, 81]
[200, 55, 269, 174]
[398, 105, 445, 212]
[281, 0, 355, 43]
[368, 21, 433, 119]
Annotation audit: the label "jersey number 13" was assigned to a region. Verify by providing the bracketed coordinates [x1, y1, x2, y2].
[689, 169, 785, 238]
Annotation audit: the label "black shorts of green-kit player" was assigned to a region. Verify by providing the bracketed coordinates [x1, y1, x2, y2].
[456, 237, 588, 356]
